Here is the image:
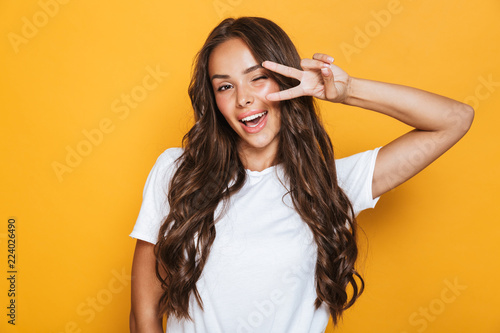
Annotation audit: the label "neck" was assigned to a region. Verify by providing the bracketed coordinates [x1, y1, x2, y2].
[238, 141, 279, 172]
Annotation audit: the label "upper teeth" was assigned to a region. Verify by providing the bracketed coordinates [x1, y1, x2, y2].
[241, 111, 267, 122]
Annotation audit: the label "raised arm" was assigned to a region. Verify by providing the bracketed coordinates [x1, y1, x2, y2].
[130, 239, 164, 333]
[262, 53, 474, 198]
[342, 76, 473, 198]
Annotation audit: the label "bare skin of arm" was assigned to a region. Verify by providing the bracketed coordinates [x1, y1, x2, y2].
[262, 54, 474, 198]
[343, 77, 473, 198]
[130, 239, 164, 333]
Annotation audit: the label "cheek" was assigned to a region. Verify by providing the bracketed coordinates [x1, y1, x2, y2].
[258, 81, 280, 96]
[260, 81, 281, 112]
[215, 94, 231, 119]
[215, 95, 227, 113]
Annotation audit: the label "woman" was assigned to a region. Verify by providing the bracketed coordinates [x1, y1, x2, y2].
[129, 16, 473, 332]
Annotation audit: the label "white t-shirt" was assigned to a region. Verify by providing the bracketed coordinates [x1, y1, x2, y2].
[130, 147, 381, 333]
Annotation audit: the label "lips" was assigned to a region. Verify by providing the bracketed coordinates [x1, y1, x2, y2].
[238, 109, 267, 121]
[240, 111, 267, 127]
[239, 110, 268, 134]
[241, 110, 267, 123]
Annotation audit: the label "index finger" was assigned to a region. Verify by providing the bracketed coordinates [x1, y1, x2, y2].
[262, 61, 302, 81]
[266, 85, 305, 102]
[312, 53, 334, 64]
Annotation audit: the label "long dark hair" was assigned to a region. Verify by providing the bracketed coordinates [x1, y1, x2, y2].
[154, 16, 363, 326]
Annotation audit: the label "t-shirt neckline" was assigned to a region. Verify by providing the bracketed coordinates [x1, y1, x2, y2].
[245, 164, 279, 177]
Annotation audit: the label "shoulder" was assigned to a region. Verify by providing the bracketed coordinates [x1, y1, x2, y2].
[140, 147, 184, 196]
[335, 147, 382, 215]
[335, 147, 381, 180]
[147, 147, 185, 177]
[130, 147, 184, 244]
[155, 147, 184, 167]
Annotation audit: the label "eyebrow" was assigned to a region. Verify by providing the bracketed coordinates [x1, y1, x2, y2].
[211, 64, 263, 81]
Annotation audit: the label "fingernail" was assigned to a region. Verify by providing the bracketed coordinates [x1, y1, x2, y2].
[327, 56, 334, 63]
[321, 67, 329, 76]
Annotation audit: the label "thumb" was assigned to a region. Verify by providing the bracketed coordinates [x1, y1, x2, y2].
[321, 66, 337, 101]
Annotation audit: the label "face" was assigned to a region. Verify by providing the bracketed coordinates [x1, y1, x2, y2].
[208, 38, 281, 161]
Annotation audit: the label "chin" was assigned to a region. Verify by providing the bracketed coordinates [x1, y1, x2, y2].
[242, 135, 277, 150]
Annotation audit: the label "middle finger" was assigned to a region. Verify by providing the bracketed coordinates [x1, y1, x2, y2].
[262, 61, 303, 80]
[300, 58, 331, 71]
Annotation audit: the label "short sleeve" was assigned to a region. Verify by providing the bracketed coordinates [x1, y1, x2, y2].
[335, 147, 382, 216]
[129, 148, 184, 244]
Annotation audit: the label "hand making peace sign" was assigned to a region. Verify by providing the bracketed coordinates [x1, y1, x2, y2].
[262, 53, 350, 103]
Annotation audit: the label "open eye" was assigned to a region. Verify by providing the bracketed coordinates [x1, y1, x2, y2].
[217, 84, 232, 92]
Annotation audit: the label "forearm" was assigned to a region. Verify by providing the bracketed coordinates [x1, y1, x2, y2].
[341, 77, 474, 197]
[130, 311, 163, 333]
[343, 77, 474, 135]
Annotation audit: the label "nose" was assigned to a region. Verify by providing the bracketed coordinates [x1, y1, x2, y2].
[236, 84, 254, 107]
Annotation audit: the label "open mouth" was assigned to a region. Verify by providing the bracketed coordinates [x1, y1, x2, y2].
[239, 111, 268, 128]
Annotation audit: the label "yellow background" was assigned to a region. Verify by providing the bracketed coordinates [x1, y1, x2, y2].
[1, 0, 499, 332]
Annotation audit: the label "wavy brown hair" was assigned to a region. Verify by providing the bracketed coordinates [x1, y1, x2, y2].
[154, 16, 364, 326]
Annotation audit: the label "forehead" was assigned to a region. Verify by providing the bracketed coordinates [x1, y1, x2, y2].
[208, 38, 259, 77]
